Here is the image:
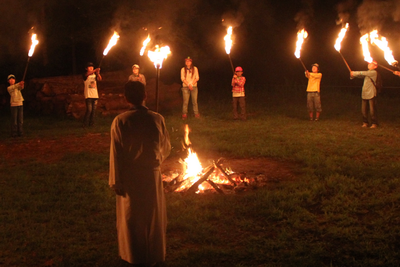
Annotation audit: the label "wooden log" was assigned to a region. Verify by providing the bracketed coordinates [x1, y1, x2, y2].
[186, 165, 215, 194]
[214, 159, 237, 186]
[205, 180, 225, 194]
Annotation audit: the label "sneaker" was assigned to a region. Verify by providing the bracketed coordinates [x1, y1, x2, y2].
[314, 118, 319, 121]
[182, 114, 187, 120]
[362, 123, 368, 128]
[370, 124, 378, 129]
[195, 114, 200, 119]
[309, 118, 313, 121]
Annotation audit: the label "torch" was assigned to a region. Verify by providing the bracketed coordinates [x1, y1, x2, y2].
[369, 30, 398, 73]
[147, 45, 171, 112]
[224, 26, 235, 74]
[334, 23, 352, 72]
[22, 33, 39, 81]
[139, 34, 151, 68]
[98, 31, 120, 68]
[294, 29, 308, 71]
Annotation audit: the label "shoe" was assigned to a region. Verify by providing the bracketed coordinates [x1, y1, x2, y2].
[362, 123, 368, 128]
[370, 124, 377, 129]
[309, 118, 313, 121]
[195, 114, 200, 118]
[182, 114, 187, 120]
[314, 118, 319, 121]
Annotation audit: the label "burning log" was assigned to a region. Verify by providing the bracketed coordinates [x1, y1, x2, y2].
[186, 165, 215, 194]
[205, 180, 225, 194]
[214, 158, 237, 186]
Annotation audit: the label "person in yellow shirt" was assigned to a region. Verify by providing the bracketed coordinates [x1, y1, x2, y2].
[305, 63, 322, 121]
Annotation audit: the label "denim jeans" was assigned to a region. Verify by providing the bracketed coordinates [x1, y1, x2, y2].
[84, 98, 98, 126]
[362, 97, 377, 125]
[11, 105, 23, 136]
[181, 87, 199, 115]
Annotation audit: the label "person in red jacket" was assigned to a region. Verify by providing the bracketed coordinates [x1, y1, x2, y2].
[231, 66, 246, 120]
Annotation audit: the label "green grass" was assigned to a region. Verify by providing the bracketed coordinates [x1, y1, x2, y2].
[1, 86, 400, 266]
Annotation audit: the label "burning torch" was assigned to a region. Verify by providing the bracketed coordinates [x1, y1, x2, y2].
[369, 30, 398, 73]
[334, 23, 352, 73]
[22, 33, 39, 81]
[294, 29, 308, 71]
[147, 45, 171, 112]
[224, 26, 235, 74]
[98, 31, 120, 68]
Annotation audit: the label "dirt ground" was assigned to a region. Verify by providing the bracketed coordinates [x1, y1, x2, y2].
[0, 133, 299, 183]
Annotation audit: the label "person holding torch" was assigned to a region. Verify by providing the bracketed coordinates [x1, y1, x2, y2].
[305, 63, 322, 121]
[231, 66, 246, 120]
[350, 61, 379, 128]
[7, 74, 25, 137]
[82, 62, 102, 127]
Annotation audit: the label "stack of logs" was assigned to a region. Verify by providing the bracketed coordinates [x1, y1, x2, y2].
[26, 70, 182, 118]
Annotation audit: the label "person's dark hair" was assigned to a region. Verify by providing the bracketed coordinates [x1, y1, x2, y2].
[125, 81, 146, 106]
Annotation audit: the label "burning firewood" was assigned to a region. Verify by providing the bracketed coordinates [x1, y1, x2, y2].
[214, 158, 237, 186]
[186, 165, 215, 194]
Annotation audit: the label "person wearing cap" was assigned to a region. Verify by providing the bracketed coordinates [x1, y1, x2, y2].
[180, 57, 200, 119]
[351, 61, 379, 128]
[7, 74, 25, 137]
[82, 62, 102, 127]
[231, 66, 246, 120]
[128, 64, 146, 85]
[305, 63, 322, 121]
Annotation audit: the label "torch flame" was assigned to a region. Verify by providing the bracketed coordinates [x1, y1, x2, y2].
[224, 26, 233, 54]
[334, 23, 349, 52]
[369, 30, 397, 66]
[294, 29, 308, 59]
[360, 33, 373, 63]
[28, 34, 39, 57]
[147, 45, 171, 68]
[140, 35, 151, 56]
[103, 31, 120, 56]
[184, 124, 191, 148]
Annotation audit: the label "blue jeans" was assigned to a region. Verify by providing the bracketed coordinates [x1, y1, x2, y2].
[181, 87, 199, 115]
[84, 98, 98, 126]
[362, 97, 377, 125]
[11, 105, 23, 137]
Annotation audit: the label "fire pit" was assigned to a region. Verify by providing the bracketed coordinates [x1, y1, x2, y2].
[162, 125, 271, 194]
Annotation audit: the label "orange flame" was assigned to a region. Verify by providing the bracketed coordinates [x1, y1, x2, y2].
[28, 34, 39, 57]
[147, 45, 171, 68]
[224, 26, 233, 54]
[369, 30, 397, 65]
[334, 23, 349, 51]
[294, 29, 308, 58]
[184, 124, 191, 147]
[360, 33, 373, 63]
[140, 35, 151, 56]
[103, 31, 120, 56]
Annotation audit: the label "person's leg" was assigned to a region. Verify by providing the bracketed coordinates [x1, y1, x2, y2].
[361, 99, 369, 126]
[314, 93, 322, 121]
[239, 97, 246, 120]
[181, 88, 190, 117]
[369, 97, 378, 126]
[191, 87, 199, 116]
[232, 97, 239, 119]
[307, 93, 314, 120]
[83, 98, 92, 126]
[89, 100, 97, 126]
[17, 106, 24, 136]
[10, 106, 18, 137]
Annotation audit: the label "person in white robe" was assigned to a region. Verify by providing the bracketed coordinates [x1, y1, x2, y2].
[109, 81, 171, 266]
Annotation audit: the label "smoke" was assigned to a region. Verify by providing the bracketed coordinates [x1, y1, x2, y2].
[294, 0, 314, 30]
[357, 0, 394, 34]
[336, 0, 357, 26]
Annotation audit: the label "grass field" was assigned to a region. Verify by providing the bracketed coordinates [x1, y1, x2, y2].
[1, 84, 400, 266]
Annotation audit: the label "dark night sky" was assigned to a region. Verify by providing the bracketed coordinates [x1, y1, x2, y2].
[1, 0, 400, 89]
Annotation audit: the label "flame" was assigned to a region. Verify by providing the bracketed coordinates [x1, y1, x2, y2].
[369, 30, 397, 65]
[334, 23, 349, 51]
[103, 31, 120, 56]
[224, 26, 233, 54]
[28, 34, 39, 57]
[294, 29, 308, 58]
[360, 33, 373, 63]
[147, 45, 171, 68]
[140, 35, 151, 56]
[184, 124, 191, 147]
